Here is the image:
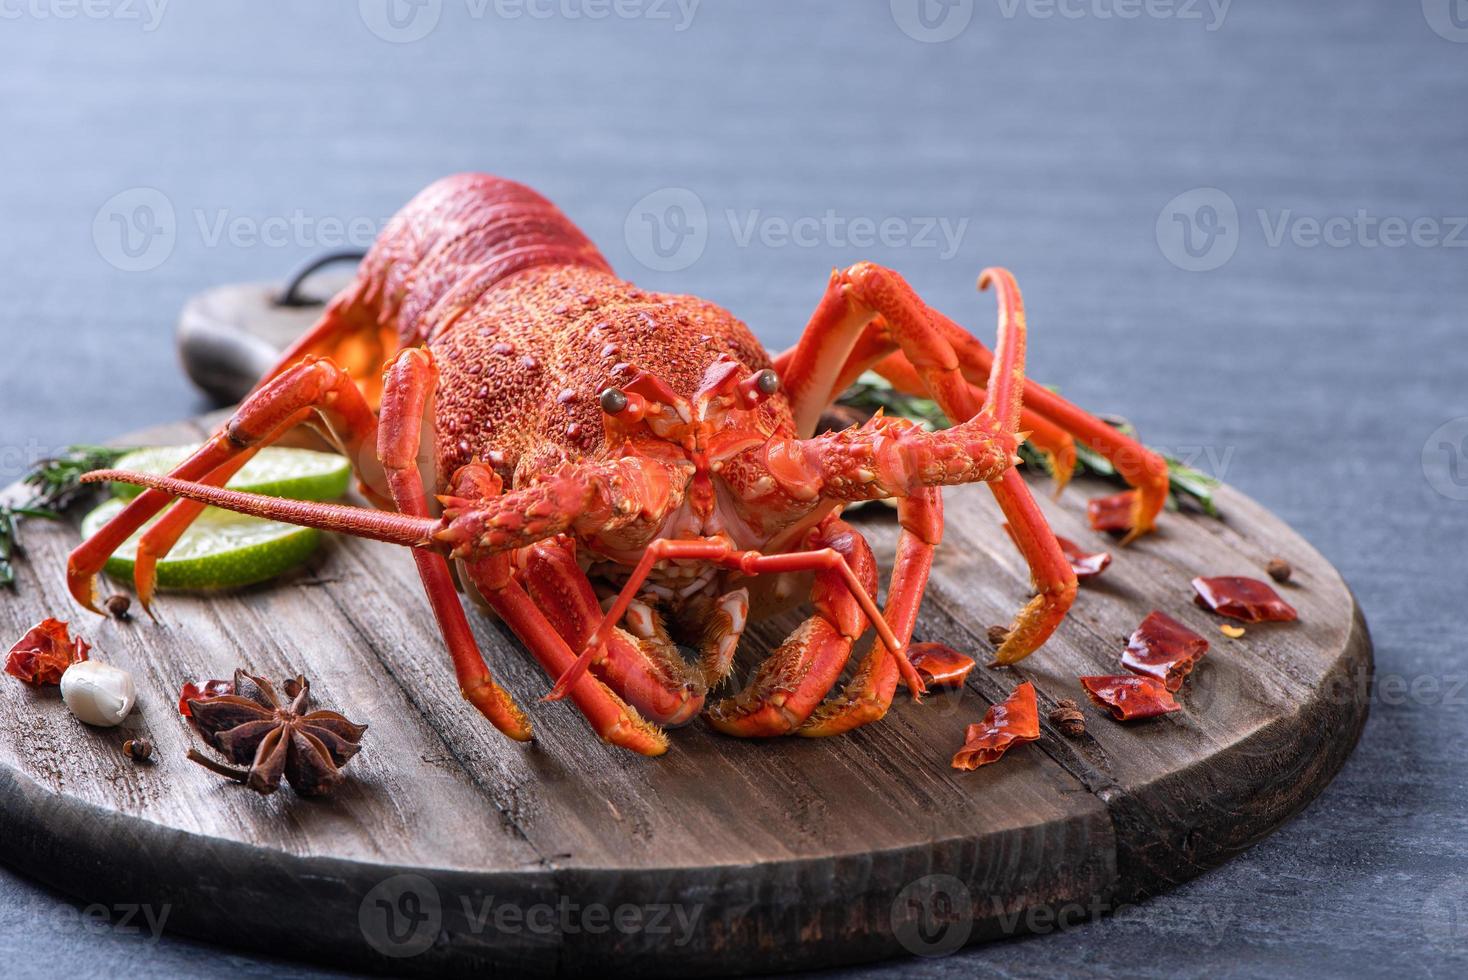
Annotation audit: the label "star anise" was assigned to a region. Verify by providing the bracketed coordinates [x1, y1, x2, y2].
[185, 669, 367, 796]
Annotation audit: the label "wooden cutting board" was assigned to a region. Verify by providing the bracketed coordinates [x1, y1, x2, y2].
[1, 274, 1374, 973]
[0, 406, 1371, 975]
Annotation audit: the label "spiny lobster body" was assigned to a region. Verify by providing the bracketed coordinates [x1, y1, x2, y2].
[71, 174, 1171, 757]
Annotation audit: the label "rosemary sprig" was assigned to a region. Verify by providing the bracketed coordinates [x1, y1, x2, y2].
[1, 445, 126, 588]
[836, 372, 1221, 516]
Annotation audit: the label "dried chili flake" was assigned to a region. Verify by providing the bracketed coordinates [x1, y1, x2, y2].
[1122, 610, 1209, 691]
[1080, 675, 1181, 721]
[1191, 576, 1298, 623]
[1003, 524, 1111, 581]
[1087, 491, 1136, 534]
[178, 678, 234, 717]
[951, 681, 1040, 770]
[5, 618, 89, 686]
[1058, 536, 1112, 581]
[907, 642, 976, 688]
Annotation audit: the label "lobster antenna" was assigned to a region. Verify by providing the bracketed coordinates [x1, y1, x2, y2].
[81, 471, 439, 548]
[977, 267, 1026, 436]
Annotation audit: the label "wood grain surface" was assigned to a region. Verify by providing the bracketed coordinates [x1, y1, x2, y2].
[0, 413, 1370, 976]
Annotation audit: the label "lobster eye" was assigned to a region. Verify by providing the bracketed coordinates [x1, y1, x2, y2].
[736, 369, 780, 407]
[599, 387, 629, 414]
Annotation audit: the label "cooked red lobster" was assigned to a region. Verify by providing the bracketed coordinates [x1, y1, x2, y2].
[71, 174, 1168, 756]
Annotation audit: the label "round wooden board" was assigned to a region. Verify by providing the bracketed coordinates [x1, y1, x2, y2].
[0, 414, 1370, 977]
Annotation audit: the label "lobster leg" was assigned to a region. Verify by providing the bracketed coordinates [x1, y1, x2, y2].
[130, 445, 268, 615]
[776, 266, 1168, 538]
[520, 537, 705, 726]
[461, 548, 669, 756]
[254, 280, 398, 408]
[543, 532, 921, 709]
[706, 516, 889, 737]
[787, 327, 1079, 492]
[677, 588, 750, 689]
[797, 487, 940, 736]
[67, 357, 385, 612]
[925, 307, 1168, 539]
[379, 351, 531, 741]
[774, 263, 1077, 664]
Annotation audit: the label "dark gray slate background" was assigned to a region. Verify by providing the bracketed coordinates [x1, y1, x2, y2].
[1, 1, 1465, 977]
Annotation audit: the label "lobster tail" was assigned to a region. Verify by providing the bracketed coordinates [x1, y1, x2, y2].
[254, 174, 613, 406]
[370, 174, 612, 345]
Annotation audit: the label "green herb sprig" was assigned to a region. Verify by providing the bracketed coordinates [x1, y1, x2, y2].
[1, 445, 126, 588]
[835, 372, 1220, 516]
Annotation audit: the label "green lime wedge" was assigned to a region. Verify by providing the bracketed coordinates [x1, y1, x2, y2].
[80, 497, 321, 591]
[109, 445, 352, 502]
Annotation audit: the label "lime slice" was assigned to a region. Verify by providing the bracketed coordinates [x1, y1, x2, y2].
[109, 445, 351, 502]
[80, 497, 321, 590]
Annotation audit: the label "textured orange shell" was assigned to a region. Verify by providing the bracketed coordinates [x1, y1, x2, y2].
[429, 265, 782, 486]
[339, 174, 786, 490]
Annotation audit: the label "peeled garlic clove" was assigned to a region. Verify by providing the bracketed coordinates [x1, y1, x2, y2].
[59, 660, 137, 727]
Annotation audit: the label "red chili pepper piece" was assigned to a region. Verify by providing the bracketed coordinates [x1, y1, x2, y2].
[1001, 524, 1111, 581]
[1080, 675, 1181, 721]
[5, 618, 89, 686]
[178, 678, 234, 718]
[1122, 610, 1209, 691]
[907, 642, 976, 688]
[1191, 576, 1298, 623]
[1058, 535, 1112, 581]
[951, 680, 1040, 770]
[1086, 490, 1135, 533]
